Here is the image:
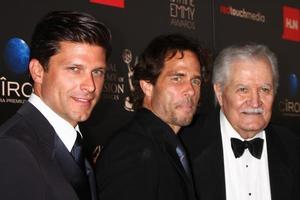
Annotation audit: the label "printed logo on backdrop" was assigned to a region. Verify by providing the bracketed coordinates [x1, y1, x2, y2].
[282, 6, 300, 42]
[279, 73, 300, 117]
[102, 49, 138, 112]
[220, 5, 266, 23]
[169, 0, 196, 30]
[89, 0, 125, 8]
[1, 37, 32, 104]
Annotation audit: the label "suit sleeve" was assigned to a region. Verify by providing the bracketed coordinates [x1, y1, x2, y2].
[0, 138, 45, 200]
[95, 133, 159, 200]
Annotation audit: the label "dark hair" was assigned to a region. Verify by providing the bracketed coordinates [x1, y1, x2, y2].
[131, 33, 205, 110]
[30, 10, 112, 71]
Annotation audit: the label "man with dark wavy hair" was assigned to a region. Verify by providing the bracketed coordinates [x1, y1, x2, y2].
[0, 10, 111, 200]
[96, 34, 205, 200]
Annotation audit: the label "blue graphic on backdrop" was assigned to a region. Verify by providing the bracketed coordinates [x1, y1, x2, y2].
[288, 73, 298, 97]
[4, 37, 30, 74]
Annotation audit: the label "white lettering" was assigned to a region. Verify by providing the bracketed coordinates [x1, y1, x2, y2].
[286, 18, 299, 30]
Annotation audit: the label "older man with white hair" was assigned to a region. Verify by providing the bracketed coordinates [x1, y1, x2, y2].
[183, 43, 300, 200]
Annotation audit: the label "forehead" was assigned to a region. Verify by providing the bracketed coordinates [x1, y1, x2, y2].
[161, 50, 201, 74]
[227, 58, 273, 85]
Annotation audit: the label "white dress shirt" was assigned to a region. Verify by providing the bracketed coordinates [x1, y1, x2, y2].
[28, 93, 81, 152]
[219, 111, 272, 200]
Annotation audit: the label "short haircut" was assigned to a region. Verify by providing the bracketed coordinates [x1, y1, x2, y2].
[212, 43, 279, 93]
[30, 10, 112, 71]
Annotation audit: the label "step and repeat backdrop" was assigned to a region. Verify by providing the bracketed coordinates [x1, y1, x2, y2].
[0, 0, 299, 151]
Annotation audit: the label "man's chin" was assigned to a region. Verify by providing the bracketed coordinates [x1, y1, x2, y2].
[72, 112, 92, 123]
[177, 115, 194, 127]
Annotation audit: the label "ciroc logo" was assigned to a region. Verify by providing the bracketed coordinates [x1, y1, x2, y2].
[4, 37, 30, 74]
[1, 37, 32, 104]
[279, 73, 300, 117]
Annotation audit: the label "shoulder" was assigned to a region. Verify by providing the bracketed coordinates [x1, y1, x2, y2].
[0, 112, 37, 144]
[97, 118, 160, 165]
[181, 110, 220, 159]
[267, 123, 300, 144]
[0, 137, 46, 199]
[267, 123, 300, 159]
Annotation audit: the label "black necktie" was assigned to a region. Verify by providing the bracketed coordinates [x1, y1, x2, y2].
[176, 144, 191, 177]
[71, 131, 85, 171]
[230, 137, 264, 159]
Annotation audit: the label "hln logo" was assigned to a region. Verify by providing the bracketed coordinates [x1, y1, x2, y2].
[286, 18, 299, 30]
[282, 6, 300, 42]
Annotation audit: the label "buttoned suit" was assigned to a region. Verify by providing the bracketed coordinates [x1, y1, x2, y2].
[182, 109, 300, 200]
[0, 102, 97, 200]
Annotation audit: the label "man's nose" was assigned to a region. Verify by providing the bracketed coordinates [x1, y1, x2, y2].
[81, 74, 96, 93]
[248, 90, 262, 107]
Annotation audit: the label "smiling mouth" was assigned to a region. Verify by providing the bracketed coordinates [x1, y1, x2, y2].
[242, 112, 262, 115]
[73, 97, 93, 105]
[241, 108, 264, 115]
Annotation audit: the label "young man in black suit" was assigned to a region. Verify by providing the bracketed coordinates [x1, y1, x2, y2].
[183, 43, 300, 200]
[96, 34, 205, 200]
[0, 11, 111, 200]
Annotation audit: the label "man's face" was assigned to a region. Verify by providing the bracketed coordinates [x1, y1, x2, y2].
[214, 58, 275, 139]
[31, 41, 107, 127]
[146, 50, 201, 133]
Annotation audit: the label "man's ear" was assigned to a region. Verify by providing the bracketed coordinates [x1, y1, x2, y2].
[139, 80, 153, 97]
[29, 59, 44, 84]
[213, 83, 223, 106]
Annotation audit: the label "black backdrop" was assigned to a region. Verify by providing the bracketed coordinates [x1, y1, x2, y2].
[0, 0, 300, 151]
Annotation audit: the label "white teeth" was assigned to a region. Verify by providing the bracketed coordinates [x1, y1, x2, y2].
[242, 108, 264, 114]
[76, 98, 89, 102]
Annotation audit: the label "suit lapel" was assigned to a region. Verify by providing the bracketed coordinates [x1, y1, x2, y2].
[189, 109, 226, 200]
[163, 139, 193, 184]
[54, 134, 89, 188]
[136, 109, 195, 199]
[159, 131, 197, 200]
[85, 159, 98, 200]
[18, 102, 97, 200]
[17, 102, 80, 199]
[193, 133, 226, 200]
[266, 126, 292, 200]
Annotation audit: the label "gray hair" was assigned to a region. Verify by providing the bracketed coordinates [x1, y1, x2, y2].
[212, 43, 279, 93]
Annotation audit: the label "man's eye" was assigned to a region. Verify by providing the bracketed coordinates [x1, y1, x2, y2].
[93, 69, 105, 76]
[261, 87, 271, 94]
[191, 78, 201, 86]
[68, 67, 79, 72]
[237, 87, 247, 93]
[171, 76, 182, 82]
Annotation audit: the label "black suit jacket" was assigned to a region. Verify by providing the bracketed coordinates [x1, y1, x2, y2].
[182, 109, 300, 200]
[0, 102, 97, 200]
[96, 108, 197, 200]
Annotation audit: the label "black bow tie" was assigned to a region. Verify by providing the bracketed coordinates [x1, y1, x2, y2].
[230, 138, 264, 159]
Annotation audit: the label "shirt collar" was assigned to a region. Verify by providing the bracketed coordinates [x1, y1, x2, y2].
[28, 93, 79, 151]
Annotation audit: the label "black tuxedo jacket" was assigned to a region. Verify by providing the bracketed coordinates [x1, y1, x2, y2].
[182, 109, 300, 200]
[96, 108, 197, 200]
[0, 102, 97, 200]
